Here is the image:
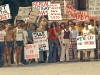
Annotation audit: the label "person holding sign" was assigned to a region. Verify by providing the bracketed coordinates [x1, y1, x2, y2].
[81, 22, 91, 61]
[0, 24, 7, 67]
[88, 19, 98, 60]
[75, 21, 84, 61]
[13, 21, 24, 65]
[69, 22, 79, 61]
[48, 22, 59, 63]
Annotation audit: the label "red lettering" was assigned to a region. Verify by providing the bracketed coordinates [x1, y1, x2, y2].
[32, 2, 48, 6]
[26, 45, 32, 49]
[30, 50, 34, 53]
[38, 11, 48, 15]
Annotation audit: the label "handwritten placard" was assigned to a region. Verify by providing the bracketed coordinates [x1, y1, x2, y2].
[0, 4, 11, 21]
[33, 31, 49, 51]
[32, 1, 50, 15]
[48, 4, 62, 20]
[24, 44, 39, 59]
[77, 35, 96, 49]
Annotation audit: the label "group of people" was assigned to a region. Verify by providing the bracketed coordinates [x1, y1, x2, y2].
[0, 17, 99, 67]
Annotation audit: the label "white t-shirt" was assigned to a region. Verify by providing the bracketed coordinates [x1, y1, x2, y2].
[16, 27, 23, 41]
[23, 30, 28, 44]
[0, 30, 6, 42]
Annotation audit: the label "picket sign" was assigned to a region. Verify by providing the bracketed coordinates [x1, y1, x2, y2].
[0, 4, 11, 21]
[24, 44, 39, 59]
[17, 7, 31, 20]
[28, 7, 39, 23]
[32, 1, 50, 15]
[48, 4, 62, 20]
[65, 3, 100, 21]
[77, 35, 96, 50]
[89, 0, 100, 16]
[33, 31, 49, 51]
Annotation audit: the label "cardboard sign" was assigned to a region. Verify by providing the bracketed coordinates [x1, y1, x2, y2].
[28, 7, 39, 23]
[24, 44, 39, 59]
[77, 35, 96, 49]
[0, 4, 11, 21]
[48, 4, 62, 20]
[17, 7, 31, 20]
[32, 1, 50, 15]
[65, 3, 100, 21]
[33, 31, 49, 51]
[89, 0, 100, 16]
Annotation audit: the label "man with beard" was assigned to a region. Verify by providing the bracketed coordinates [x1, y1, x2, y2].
[4, 23, 13, 66]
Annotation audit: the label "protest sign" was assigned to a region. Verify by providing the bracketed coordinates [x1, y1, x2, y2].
[17, 7, 31, 20]
[32, 1, 50, 15]
[65, 3, 100, 21]
[28, 7, 39, 23]
[48, 4, 62, 20]
[33, 31, 49, 51]
[0, 4, 11, 21]
[24, 44, 39, 59]
[77, 35, 96, 49]
[89, 0, 100, 16]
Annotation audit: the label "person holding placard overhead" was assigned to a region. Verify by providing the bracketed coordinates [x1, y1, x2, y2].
[0, 24, 7, 67]
[88, 19, 98, 60]
[81, 22, 91, 61]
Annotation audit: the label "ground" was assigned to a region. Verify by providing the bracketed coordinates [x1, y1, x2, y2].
[0, 51, 100, 75]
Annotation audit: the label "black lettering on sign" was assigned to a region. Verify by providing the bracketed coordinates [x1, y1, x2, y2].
[34, 32, 45, 37]
[77, 36, 86, 41]
[39, 46, 46, 51]
[78, 42, 82, 45]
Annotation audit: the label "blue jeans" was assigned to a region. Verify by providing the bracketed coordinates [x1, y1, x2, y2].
[0, 42, 4, 66]
[48, 40, 57, 62]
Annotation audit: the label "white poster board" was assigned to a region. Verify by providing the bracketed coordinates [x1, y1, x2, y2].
[28, 7, 39, 23]
[48, 4, 62, 20]
[77, 35, 96, 50]
[33, 31, 49, 51]
[24, 44, 39, 59]
[0, 4, 11, 21]
[89, 0, 100, 16]
[32, 1, 50, 15]
[17, 7, 31, 20]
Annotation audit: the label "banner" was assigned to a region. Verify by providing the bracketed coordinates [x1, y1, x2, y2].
[17, 7, 31, 20]
[28, 7, 39, 23]
[24, 44, 39, 59]
[48, 4, 62, 20]
[33, 31, 49, 51]
[77, 35, 96, 49]
[65, 3, 100, 21]
[0, 4, 11, 21]
[89, 0, 100, 16]
[32, 1, 50, 15]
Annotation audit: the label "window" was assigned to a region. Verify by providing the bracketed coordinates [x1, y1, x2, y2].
[78, 0, 86, 10]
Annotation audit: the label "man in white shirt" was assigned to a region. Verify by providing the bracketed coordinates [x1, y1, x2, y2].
[88, 19, 98, 60]
[0, 24, 7, 67]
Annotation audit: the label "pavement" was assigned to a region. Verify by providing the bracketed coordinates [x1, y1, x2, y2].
[0, 51, 100, 75]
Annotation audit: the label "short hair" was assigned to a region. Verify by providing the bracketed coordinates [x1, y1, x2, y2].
[90, 19, 94, 22]
[60, 22, 66, 29]
[22, 24, 27, 28]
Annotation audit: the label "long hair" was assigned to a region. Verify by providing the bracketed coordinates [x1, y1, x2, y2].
[50, 21, 57, 28]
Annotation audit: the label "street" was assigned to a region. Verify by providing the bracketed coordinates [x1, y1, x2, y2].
[0, 51, 100, 75]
